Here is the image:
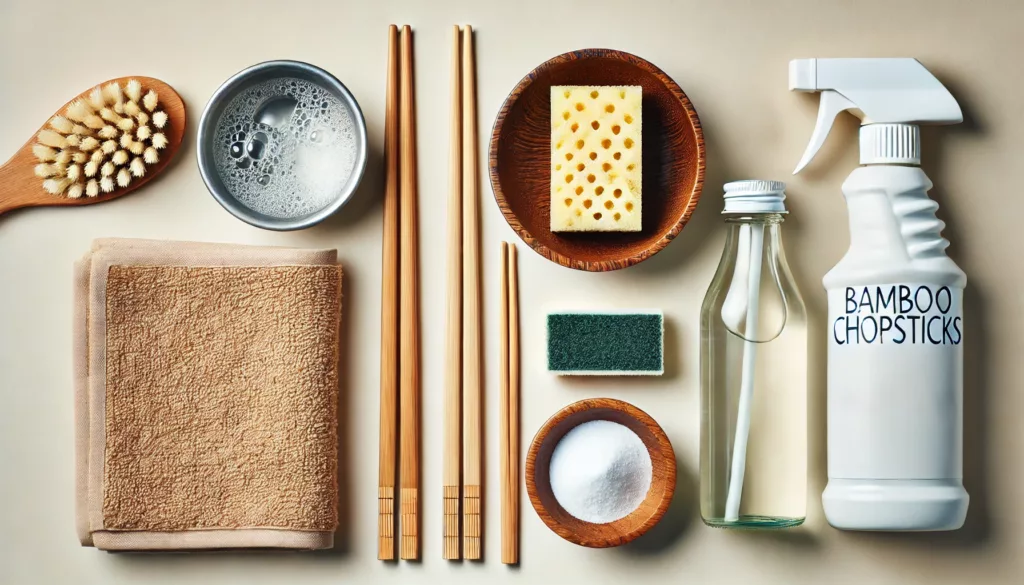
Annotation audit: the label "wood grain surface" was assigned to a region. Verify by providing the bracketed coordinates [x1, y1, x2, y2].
[525, 398, 677, 548]
[0, 76, 185, 216]
[489, 49, 704, 271]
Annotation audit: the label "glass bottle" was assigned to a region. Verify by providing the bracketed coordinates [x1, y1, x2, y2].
[700, 180, 807, 528]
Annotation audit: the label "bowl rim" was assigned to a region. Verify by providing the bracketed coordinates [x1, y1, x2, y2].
[196, 59, 369, 231]
[488, 48, 706, 271]
[525, 397, 677, 548]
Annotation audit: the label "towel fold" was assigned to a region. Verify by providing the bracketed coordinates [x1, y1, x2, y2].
[74, 239, 342, 551]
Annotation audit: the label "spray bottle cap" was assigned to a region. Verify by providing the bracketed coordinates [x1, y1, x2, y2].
[790, 58, 962, 173]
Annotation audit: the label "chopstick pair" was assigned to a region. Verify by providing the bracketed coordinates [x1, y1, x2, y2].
[499, 243, 520, 565]
[443, 24, 482, 561]
[379, 23, 420, 562]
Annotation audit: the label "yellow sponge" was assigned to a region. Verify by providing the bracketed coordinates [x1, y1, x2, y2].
[550, 85, 642, 232]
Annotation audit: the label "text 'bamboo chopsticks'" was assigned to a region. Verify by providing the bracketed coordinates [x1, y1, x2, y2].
[378, 23, 420, 562]
[500, 243, 520, 564]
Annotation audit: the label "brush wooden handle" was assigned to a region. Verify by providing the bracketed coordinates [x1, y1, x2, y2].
[460, 24, 483, 562]
[398, 24, 421, 562]
[0, 76, 185, 217]
[377, 24, 401, 562]
[443, 23, 464, 562]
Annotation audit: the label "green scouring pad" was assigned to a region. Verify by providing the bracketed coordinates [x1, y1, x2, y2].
[547, 311, 664, 375]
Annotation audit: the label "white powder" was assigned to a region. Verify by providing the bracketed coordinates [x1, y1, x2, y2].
[549, 419, 653, 524]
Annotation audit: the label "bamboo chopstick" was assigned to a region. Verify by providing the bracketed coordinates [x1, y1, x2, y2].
[499, 243, 512, 564]
[460, 24, 483, 562]
[377, 23, 400, 562]
[398, 24, 420, 562]
[504, 243, 520, 565]
[443, 23, 463, 562]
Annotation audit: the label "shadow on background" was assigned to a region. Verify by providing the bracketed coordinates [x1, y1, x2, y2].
[620, 457, 697, 555]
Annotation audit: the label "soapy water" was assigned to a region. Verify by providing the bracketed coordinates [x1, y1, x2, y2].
[213, 78, 358, 219]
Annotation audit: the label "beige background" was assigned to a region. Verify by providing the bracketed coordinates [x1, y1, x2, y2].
[1, 0, 1021, 583]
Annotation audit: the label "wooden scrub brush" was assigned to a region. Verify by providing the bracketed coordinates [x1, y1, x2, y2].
[0, 76, 185, 216]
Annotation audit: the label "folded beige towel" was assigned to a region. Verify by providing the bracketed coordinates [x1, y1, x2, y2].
[74, 239, 342, 551]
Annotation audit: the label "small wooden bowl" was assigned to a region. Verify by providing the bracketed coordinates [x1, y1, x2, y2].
[525, 398, 676, 548]
[489, 49, 705, 271]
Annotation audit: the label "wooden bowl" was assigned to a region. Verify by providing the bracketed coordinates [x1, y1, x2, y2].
[489, 49, 705, 271]
[525, 398, 676, 548]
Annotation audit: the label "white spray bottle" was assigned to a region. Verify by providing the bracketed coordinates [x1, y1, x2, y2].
[791, 58, 968, 531]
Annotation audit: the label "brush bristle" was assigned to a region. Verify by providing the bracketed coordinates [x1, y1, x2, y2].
[84, 114, 106, 130]
[88, 87, 106, 110]
[143, 90, 158, 111]
[37, 79, 168, 199]
[43, 178, 71, 194]
[33, 144, 57, 161]
[37, 129, 68, 149]
[65, 100, 93, 123]
[103, 82, 123, 105]
[34, 163, 58, 178]
[49, 116, 74, 134]
[130, 157, 146, 177]
[126, 79, 142, 103]
[100, 108, 122, 123]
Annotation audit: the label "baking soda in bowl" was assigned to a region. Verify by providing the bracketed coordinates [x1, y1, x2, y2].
[549, 419, 653, 524]
[213, 78, 358, 219]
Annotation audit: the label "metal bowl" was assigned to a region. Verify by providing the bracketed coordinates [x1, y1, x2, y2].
[197, 60, 368, 230]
